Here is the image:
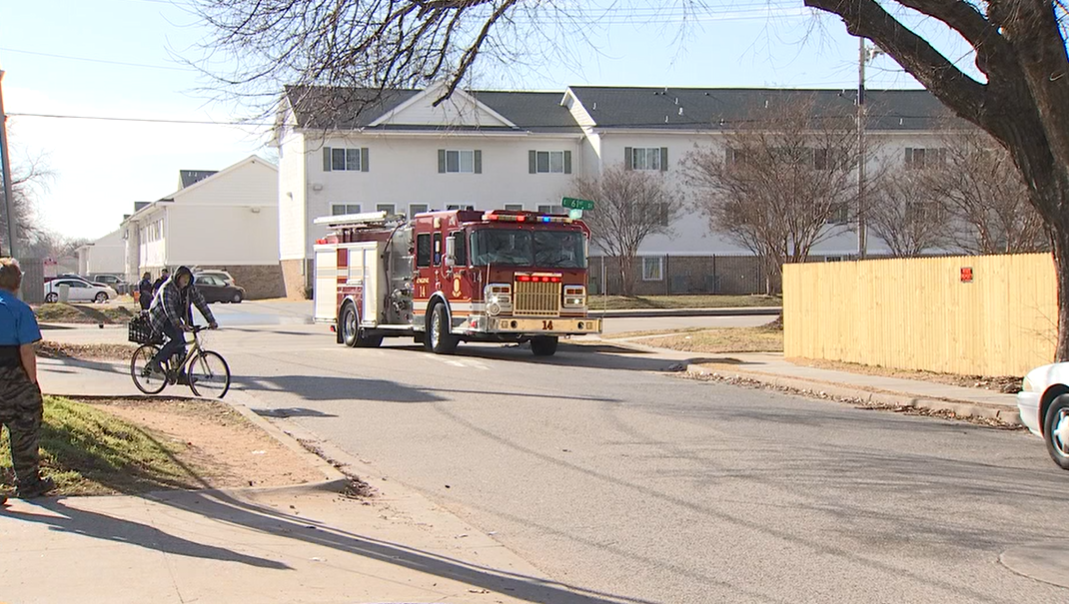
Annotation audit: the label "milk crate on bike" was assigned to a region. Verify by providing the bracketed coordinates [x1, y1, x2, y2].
[127, 314, 161, 344]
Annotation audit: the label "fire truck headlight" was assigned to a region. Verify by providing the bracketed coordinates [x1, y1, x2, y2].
[487, 302, 501, 316]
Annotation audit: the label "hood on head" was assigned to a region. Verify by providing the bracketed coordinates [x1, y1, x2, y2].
[173, 266, 194, 287]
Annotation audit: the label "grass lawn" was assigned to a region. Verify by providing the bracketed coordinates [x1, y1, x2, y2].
[34, 303, 137, 325]
[588, 294, 781, 311]
[632, 325, 785, 354]
[1, 397, 205, 496]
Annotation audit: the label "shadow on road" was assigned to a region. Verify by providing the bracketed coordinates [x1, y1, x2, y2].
[235, 374, 619, 405]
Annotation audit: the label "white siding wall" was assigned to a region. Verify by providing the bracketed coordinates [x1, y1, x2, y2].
[278, 129, 308, 260]
[300, 134, 584, 257]
[82, 229, 126, 274]
[139, 209, 167, 269]
[380, 91, 511, 127]
[164, 159, 280, 265]
[166, 204, 281, 265]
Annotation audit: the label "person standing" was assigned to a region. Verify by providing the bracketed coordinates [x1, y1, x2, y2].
[137, 272, 154, 311]
[152, 268, 170, 295]
[0, 258, 55, 503]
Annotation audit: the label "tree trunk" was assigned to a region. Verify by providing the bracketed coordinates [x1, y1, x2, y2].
[619, 255, 635, 297]
[1053, 227, 1069, 362]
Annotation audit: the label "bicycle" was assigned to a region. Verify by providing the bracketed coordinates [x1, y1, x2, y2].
[130, 325, 231, 398]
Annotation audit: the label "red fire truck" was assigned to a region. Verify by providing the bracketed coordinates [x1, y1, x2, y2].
[313, 209, 601, 356]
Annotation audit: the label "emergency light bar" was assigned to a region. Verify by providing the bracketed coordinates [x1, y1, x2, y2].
[482, 211, 573, 224]
[314, 211, 389, 228]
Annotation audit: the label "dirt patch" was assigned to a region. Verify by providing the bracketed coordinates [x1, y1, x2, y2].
[36, 340, 138, 360]
[791, 358, 1022, 394]
[84, 398, 325, 491]
[682, 371, 1024, 430]
[34, 303, 137, 325]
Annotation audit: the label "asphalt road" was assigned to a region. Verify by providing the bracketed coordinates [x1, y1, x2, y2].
[195, 318, 1069, 604]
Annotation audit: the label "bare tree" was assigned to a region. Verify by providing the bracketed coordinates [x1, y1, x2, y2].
[0, 153, 52, 256]
[802, 0, 1069, 362]
[573, 165, 681, 296]
[867, 169, 949, 257]
[921, 128, 1047, 255]
[685, 95, 859, 293]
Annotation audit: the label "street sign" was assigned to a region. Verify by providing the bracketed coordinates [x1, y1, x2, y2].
[561, 196, 595, 211]
[568, 209, 584, 220]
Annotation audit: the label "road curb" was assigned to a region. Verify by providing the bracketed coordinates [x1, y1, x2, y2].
[590, 307, 781, 319]
[684, 364, 1022, 425]
[47, 391, 349, 484]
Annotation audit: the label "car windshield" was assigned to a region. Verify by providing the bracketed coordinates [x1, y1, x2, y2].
[471, 229, 586, 268]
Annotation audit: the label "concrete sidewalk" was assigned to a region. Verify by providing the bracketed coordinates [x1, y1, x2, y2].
[684, 352, 1021, 424]
[7, 359, 620, 604]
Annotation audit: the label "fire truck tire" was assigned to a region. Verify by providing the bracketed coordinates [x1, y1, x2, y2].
[530, 336, 558, 357]
[429, 303, 459, 354]
[341, 303, 383, 348]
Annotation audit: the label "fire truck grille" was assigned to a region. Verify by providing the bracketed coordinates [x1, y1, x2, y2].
[513, 281, 561, 317]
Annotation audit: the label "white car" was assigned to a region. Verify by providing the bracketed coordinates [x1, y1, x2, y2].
[1017, 362, 1069, 470]
[44, 278, 118, 304]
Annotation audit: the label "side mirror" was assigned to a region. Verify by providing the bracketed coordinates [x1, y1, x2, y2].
[445, 237, 457, 267]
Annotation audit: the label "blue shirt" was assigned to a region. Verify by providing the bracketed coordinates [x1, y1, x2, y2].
[0, 289, 42, 347]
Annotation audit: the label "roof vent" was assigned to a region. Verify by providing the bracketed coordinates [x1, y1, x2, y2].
[764, 99, 770, 109]
[674, 97, 679, 105]
[592, 101, 597, 110]
[678, 107, 684, 116]
[900, 118, 904, 125]
[665, 115, 670, 123]
[704, 92, 710, 96]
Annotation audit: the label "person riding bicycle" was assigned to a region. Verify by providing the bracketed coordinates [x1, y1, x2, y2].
[148, 266, 217, 380]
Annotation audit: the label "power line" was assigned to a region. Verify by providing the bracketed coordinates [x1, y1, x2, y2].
[0, 47, 195, 72]
[6, 112, 271, 127]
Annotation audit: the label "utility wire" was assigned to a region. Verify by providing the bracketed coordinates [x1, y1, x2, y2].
[6, 112, 271, 127]
[0, 47, 195, 72]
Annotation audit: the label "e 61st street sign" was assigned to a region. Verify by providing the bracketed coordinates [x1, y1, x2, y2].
[561, 196, 595, 211]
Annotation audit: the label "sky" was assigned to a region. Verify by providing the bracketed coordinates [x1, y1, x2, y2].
[0, 0, 976, 242]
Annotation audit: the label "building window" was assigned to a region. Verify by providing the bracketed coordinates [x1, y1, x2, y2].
[529, 151, 571, 174]
[537, 204, 567, 215]
[627, 147, 666, 171]
[504, 204, 524, 211]
[439, 149, 481, 174]
[642, 257, 664, 281]
[826, 203, 849, 225]
[905, 147, 945, 170]
[376, 203, 395, 215]
[332, 203, 362, 216]
[905, 201, 943, 222]
[324, 147, 368, 172]
[409, 203, 428, 216]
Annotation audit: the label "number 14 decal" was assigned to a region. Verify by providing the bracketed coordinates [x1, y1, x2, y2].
[542, 320, 554, 330]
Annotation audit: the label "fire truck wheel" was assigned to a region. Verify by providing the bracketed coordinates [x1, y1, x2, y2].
[341, 303, 360, 347]
[429, 303, 459, 354]
[530, 336, 559, 357]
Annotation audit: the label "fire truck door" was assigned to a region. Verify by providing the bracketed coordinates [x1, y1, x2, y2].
[432, 232, 443, 293]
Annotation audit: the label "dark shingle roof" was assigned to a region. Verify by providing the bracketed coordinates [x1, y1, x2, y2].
[567, 86, 956, 131]
[179, 170, 218, 189]
[284, 86, 580, 133]
[284, 85, 958, 133]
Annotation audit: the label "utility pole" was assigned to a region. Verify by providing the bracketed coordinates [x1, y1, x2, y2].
[857, 37, 868, 260]
[0, 70, 18, 259]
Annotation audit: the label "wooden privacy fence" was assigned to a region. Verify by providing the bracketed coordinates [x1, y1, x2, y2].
[783, 253, 1058, 377]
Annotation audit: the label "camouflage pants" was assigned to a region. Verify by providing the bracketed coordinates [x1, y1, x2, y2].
[0, 366, 43, 485]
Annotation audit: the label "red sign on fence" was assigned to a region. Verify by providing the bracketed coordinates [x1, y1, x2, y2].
[960, 267, 974, 283]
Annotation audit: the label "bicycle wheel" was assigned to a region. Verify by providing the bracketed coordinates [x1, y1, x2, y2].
[131, 344, 167, 394]
[187, 350, 231, 399]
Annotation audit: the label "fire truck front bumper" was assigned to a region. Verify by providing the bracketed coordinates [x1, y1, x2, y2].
[481, 317, 601, 335]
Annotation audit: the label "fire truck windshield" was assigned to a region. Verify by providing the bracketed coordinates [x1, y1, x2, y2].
[471, 229, 587, 268]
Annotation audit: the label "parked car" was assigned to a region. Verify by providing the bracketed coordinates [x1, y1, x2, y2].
[1017, 362, 1069, 470]
[193, 269, 235, 285]
[44, 278, 118, 304]
[194, 273, 245, 304]
[88, 274, 127, 294]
